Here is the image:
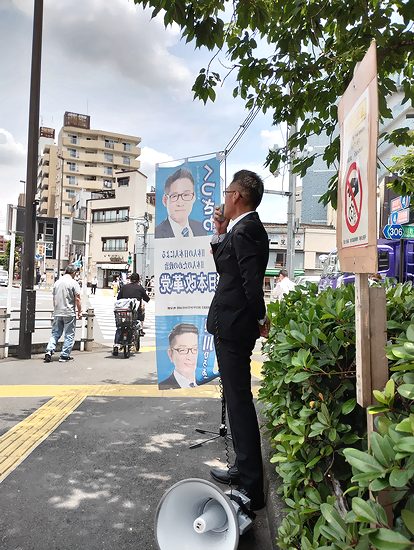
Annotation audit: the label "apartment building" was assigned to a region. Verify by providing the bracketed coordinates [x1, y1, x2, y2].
[86, 170, 154, 287]
[37, 112, 141, 270]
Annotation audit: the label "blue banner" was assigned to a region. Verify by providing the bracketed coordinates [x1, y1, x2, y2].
[154, 157, 221, 389]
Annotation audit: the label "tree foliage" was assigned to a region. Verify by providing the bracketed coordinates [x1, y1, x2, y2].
[134, 0, 414, 206]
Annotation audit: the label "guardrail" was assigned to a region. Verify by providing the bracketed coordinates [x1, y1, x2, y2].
[0, 307, 95, 359]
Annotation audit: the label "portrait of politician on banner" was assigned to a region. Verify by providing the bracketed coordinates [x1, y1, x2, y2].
[154, 160, 220, 239]
[156, 316, 218, 390]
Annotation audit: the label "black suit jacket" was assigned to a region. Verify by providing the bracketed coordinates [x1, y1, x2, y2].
[154, 218, 207, 238]
[207, 212, 269, 342]
[159, 371, 181, 389]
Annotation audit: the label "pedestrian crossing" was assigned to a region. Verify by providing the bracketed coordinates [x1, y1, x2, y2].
[87, 292, 155, 344]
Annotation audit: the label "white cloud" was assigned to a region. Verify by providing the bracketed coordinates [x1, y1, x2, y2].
[139, 146, 174, 189]
[0, 129, 25, 165]
[260, 128, 286, 151]
[42, 0, 193, 95]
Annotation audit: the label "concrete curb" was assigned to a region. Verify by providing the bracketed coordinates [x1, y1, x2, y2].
[260, 412, 284, 550]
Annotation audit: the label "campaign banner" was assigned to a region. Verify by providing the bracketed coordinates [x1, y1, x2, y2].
[154, 157, 221, 389]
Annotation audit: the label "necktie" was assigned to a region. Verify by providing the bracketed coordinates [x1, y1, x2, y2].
[182, 227, 189, 237]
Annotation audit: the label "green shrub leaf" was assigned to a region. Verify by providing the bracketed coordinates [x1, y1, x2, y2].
[368, 528, 412, 549]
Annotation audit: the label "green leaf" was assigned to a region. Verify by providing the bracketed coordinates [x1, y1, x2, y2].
[343, 448, 385, 474]
[368, 528, 412, 549]
[406, 324, 414, 342]
[341, 398, 356, 415]
[291, 371, 312, 383]
[384, 379, 395, 399]
[389, 468, 412, 488]
[398, 384, 414, 400]
[320, 503, 349, 541]
[352, 497, 379, 524]
[373, 390, 388, 405]
[401, 508, 414, 536]
[369, 432, 395, 468]
[395, 437, 414, 453]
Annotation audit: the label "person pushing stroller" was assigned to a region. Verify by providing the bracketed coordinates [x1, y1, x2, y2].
[113, 273, 150, 356]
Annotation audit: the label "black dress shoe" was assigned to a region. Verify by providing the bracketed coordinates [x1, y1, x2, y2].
[237, 487, 266, 511]
[210, 465, 240, 485]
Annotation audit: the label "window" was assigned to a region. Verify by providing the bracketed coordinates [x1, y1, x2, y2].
[104, 152, 113, 162]
[66, 175, 76, 185]
[275, 252, 286, 267]
[118, 177, 130, 187]
[68, 148, 77, 158]
[123, 142, 131, 152]
[67, 162, 76, 171]
[66, 189, 76, 197]
[103, 180, 113, 188]
[92, 208, 129, 223]
[104, 166, 113, 175]
[102, 237, 128, 251]
[378, 250, 390, 271]
[85, 176, 97, 181]
[105, 139, 115, 149]
[122, 156, 130, 165]
[69, 134, 78, 144]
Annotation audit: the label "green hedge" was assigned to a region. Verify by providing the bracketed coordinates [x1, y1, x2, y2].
[260, 281, 414, 549]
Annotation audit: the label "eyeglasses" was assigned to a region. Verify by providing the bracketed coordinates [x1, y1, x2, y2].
[165, 192, 194, 202]
[172, 347, 198, 355]
[222, 189, 243, 198]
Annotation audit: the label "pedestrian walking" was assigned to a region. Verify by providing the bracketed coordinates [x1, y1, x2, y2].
[44, 265, 82, 363]
[112, 276, 119, 297]
[207, 170, 270, 511]
[91, 275, 98, 295]
[271, 269, 295, 302]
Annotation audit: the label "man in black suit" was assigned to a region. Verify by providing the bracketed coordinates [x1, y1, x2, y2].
[159, 323, 199, 389]
[207, 170, 270, 511]
[155, 168, 208, 238]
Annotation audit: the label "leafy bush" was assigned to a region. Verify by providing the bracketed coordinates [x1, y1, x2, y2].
[260, 281, 414, 549]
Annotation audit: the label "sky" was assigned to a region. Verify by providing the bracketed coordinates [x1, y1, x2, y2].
[0, 0, 290, 233]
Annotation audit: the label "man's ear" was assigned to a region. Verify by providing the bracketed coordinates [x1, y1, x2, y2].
[162, 194, 168, 208]
[167, 348, 173, 363]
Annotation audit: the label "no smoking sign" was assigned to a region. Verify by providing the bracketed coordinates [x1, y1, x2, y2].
[344, 161, 363, 233]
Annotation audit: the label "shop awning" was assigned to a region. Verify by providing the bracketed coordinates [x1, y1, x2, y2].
[97, 263, 129, 270]
[265, 268, 305, 277]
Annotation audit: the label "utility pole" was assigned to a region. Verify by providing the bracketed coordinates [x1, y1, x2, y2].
[133, 214, 150, 279]
[18, 0, 43, 359]
[286, 123, 298, 280]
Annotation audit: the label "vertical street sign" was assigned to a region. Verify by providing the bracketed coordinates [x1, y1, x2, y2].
[337, 42, 388, 411]
[337, 42, 378, 273]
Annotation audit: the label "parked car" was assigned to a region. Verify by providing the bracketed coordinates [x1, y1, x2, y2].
[318, 239, 414, 291]
[295, 275, 321, 286]
[0, 269, 9, 286]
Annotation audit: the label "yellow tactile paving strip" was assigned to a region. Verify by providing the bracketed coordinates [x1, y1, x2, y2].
[0, 356, 264, 484]
[0, 391, 87, 483]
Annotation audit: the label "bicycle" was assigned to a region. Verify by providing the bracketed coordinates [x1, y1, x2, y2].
[113, 307, 142, 359]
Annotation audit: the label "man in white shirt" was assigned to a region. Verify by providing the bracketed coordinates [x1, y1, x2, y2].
[271, 269, 295, 302]
[44, 265, 82, 363]
[154, 168, 208, 238]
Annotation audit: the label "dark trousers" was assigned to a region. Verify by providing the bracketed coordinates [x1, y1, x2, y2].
[214, 335, 264, 500]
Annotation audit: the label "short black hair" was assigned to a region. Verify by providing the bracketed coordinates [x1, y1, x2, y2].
[279, 269, 288, 278]
[232, 170, 264, 209]
[168, 323, 199, 347]
[130, 273, 140, 282]
[65, 265, 77, 274]
[164, 168, 194, 194]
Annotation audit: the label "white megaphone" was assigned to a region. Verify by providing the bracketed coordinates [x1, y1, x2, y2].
[155, 478, 254, 550]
